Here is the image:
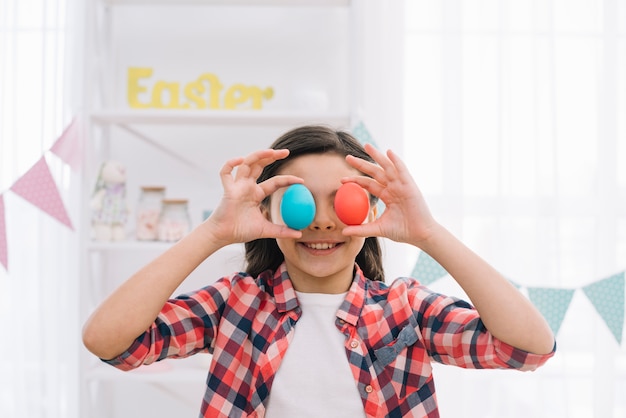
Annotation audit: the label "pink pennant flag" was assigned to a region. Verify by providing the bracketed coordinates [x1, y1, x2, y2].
[0, 194, 7, 271]
[10, 157, 74, 230]
[50, 117, 82, 171]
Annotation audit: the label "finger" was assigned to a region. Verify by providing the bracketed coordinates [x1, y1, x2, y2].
[258, 175, 304, 197]
[248, 149, 290, 180]
[239, 149, 290, 180]
[345, 154, 382, 180]
[219, 156, 245, 188]
[386, 149, 412, 179]
[342, 222, 383, 238]
[266, 224, 303, 239]
[364, 143, 398, 177]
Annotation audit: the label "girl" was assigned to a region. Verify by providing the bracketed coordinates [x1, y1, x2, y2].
[82, 125, 555, 418]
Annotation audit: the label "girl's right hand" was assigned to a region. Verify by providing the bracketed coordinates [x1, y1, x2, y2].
[204, 149, 303, 246]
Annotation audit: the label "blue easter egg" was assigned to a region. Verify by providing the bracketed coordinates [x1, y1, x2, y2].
[280, 184, 316, 230]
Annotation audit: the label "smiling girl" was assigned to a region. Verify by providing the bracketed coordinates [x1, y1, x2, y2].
[83, 125, 555, 418]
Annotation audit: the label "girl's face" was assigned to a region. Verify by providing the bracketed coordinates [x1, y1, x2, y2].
[269, 153, 375, 294]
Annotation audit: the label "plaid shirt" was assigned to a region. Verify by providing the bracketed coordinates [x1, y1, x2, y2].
[105, 263, 555, 417]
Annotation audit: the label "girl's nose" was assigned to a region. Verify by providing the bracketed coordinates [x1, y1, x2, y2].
[309, 204, 336, 231]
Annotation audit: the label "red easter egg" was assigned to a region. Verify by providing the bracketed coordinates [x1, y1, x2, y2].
[334, 182, 370, 225]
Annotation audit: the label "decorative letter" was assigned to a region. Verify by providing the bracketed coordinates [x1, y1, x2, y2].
[197, 73, 223, 109]
[128, 67, 153, 109]
[184, 80, 207, 109]
[151, 81, 182, 109]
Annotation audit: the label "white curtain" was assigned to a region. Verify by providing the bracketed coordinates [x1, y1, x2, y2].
[0, 0, 81, 417]
[404, 0, 626, 417]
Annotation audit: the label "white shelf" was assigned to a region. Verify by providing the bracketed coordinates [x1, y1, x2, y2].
[87, 240, 246, 254]
[104, 0, 350, 6]
[90, 109, 352, 127]
[87, 361, 207, 383]
[87, 240, 174, 252]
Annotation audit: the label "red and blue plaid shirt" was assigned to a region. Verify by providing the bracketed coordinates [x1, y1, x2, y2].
[105, 263, 555, 417]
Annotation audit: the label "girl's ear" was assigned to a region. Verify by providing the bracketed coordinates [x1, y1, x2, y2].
[261, 203, 272, 221]
[368, 203, 378, 222]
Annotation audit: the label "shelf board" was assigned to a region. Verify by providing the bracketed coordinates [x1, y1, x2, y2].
[90, 109, 352, 127]
[104, 0, 350, 6]
[87, 362, 207, 383]
[87, 240, 174, 251]
[87, 240, 246, 253]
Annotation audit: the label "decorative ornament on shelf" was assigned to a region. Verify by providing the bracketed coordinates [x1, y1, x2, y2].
[90, 161, 129, 241]
[136, 186, 166, 241]
[157, 199, 191, 242]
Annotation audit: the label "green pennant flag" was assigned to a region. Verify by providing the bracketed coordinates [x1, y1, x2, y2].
[582, 272, 625, 344]
[352, 121, 378, 148]
[411, 251, 448, 285]
[527, 287, 575, 336]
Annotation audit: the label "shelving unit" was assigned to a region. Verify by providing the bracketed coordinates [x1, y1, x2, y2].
[90, 109, 352, 126]
[79, 0, 404, 416]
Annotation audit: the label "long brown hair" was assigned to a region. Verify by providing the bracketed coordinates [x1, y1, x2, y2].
[244, 125, 385, 282]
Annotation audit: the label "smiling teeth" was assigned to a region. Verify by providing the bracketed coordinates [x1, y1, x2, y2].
[306, 243, 337, 250]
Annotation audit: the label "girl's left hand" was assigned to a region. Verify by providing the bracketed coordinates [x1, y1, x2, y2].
[342, 143, 438, 247]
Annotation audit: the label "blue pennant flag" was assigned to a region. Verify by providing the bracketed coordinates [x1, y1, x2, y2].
[411, 251, 448, 285]
[352, 121, 378, 148]
[582, 272, 625, 344]
[527, 287, 575, 336]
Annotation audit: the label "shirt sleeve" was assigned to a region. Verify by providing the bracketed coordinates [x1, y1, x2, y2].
[412, 284, 555, 372]
[102, 276, 233, 371]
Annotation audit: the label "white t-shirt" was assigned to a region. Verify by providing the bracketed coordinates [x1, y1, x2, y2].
[265, 291, 365, 418]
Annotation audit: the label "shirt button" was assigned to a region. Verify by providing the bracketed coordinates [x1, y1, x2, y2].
[350, 340, 359, 348]
[365, 385, 373, 393]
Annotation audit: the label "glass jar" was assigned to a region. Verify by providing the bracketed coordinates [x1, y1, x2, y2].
[157, 199, 191, 242]
[136, 186, 166, 241]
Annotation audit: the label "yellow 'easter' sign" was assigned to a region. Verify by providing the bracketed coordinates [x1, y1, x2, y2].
[127, 67, 274, 110]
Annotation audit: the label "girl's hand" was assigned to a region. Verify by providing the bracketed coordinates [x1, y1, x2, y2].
[204, 149, 303, 246]
[342, 143, 438, 247]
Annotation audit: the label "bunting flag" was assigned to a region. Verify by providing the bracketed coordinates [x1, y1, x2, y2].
[411, 251, 448, 285]
[0, 194, 7, 270]
[410, 252, 626, 343]
[528, 287, 575, 335]
[352, 121, 378, 148]
[49, 117, 82, 171]
[10, 157, 74, 230]
[582, 272, 625, 344]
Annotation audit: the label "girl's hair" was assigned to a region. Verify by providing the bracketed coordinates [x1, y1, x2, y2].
[244, 124, 385, 282]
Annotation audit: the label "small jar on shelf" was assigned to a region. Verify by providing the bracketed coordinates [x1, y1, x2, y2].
[157, 199, 191, 242]
[136, 186, 166, 241]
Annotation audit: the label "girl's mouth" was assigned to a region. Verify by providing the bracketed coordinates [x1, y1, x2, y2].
[302, 242, 341, 250]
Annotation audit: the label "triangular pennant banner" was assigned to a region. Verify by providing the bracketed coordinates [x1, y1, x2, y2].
[582, 272, 625, 344]
[49, 117, 82, 171]
[527, 287, 575, 336]
[411, 251, 448, 285]
[352, 121, 378, 148]
[0, 194, 7, 271]
[10, 157, 74, 230]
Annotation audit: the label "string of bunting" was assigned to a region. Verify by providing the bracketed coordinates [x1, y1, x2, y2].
[0, 118, 80, 271]
[412, 250, 625, 345]
[354, 121, 625, 346]
[3, 118, 623, 346]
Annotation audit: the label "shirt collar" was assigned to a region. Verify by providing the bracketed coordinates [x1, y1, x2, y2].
[270, 262, 367, 326]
